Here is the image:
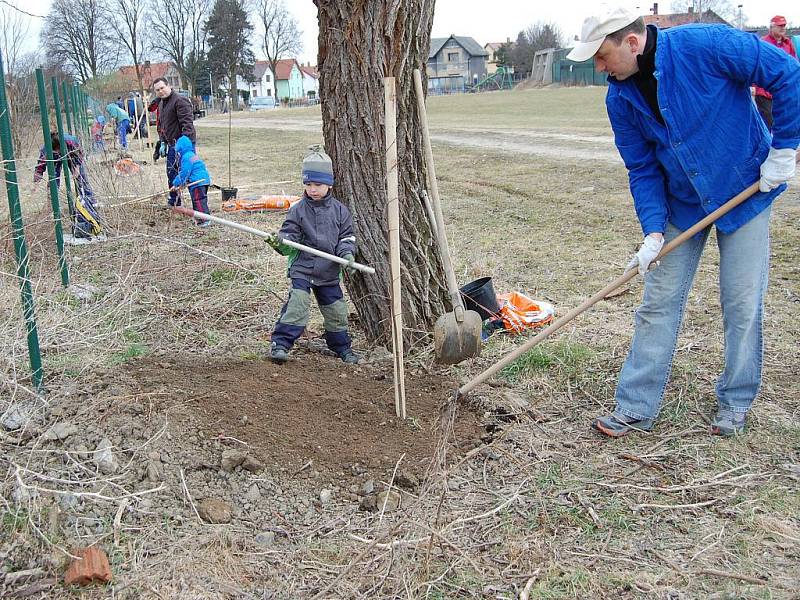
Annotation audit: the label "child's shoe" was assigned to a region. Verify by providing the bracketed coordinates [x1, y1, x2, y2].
[270, 343, 289, 364]
[339, 349, 360, 365]
[710, 409, 746, 436]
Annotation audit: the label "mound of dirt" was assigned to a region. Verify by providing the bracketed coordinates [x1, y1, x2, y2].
[126, 351, 483, 474]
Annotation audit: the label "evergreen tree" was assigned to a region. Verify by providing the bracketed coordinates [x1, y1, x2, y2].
[206, 0, 254, 109]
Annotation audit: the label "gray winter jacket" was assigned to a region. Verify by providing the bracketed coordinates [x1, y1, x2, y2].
[278, 192, 356, 286]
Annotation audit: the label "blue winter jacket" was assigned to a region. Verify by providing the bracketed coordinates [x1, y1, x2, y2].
[606, 24, 800, 235]
[172, 135, 210, 189]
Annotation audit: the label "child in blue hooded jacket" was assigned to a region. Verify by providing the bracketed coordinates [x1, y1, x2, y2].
[171, 135, 211, 226]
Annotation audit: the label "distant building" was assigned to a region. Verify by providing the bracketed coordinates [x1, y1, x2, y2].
[118, 61, 181, 91]
[427, 35, 488, 93]
[642, 3, 730, 29]
[250, 61, 276, 98]
[484, 40, 511, 74]
[299, 64, 319, 99]
[274, 58, 304, 101]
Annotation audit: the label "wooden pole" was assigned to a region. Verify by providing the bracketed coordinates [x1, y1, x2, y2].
[384, 76, 406, 419]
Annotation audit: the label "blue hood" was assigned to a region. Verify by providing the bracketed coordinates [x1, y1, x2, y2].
[175, 135, 193, 154]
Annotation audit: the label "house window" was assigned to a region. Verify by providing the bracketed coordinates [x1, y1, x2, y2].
[267, 89, 272, 96]
[266, 74, 271, 82]
[447, 52, 459, 62]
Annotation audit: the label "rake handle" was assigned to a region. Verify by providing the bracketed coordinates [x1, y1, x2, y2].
[171, 206, 376, 275]
[458, 182, 761, 397]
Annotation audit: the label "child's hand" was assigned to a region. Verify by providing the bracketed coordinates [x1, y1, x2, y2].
[265, 233, 281, 250]
[342, 254, 357, 274]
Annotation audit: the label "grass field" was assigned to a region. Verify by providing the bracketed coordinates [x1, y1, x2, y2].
[1, 87, 799, 598]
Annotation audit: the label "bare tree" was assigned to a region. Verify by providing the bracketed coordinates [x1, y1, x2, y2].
[511, 22, 563, 78]
[108, 0, 149, 98]
[669, 0, 738, 22]
[149, 0, 209, 93]
[257, 0, 302, 90]
[317, 0, 448, 344]
[0, 3, 29, 80]
[41, 0, 118, 82]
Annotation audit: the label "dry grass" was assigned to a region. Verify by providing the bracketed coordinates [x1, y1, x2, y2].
[1, 87, 799, 599]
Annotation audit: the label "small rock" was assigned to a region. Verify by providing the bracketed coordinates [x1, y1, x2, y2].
[245, 484, 261, 502]
[447, 479, 461, 491]
[197, 498, 232, 524]
[366, 346, 393, 364]
[1, 404, 33, 431]
[359, 495, 378, 512]
[146, 461, 162, 482]
[221, 449, 246, 472]
[68, 283, 101, 303]
[93, 439, 118, 474]
[376, 490, 401, 512]
[241, 455, 264, 473]
[319, 489, 332, 504]
[240, 415, 249, 425]
[74, 444, 91, 460]
[395, 470, 420, 492]
[255, 531, 276, 547]
[361, 479, 375, 495]
[43, 422, 78, 441]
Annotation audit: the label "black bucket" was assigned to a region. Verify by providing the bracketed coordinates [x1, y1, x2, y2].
[459, 277, 500, 321]
[221, 187, 238, 201]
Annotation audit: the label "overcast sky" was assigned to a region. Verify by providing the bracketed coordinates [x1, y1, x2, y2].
[16, 0, 799, 65]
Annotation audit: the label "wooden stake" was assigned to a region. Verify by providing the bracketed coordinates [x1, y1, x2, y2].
[384, 76, 406, 420]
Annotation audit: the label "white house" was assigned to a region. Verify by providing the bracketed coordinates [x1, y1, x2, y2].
[299, 64, 319, 99]
[250, 61, 276, 98]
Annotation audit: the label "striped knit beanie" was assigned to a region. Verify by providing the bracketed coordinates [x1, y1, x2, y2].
[302, 144, 334, 186]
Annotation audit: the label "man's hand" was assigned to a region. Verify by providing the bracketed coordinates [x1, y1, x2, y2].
[627, 233, 664, 275]
[760, 147, 796, 193]
[265, 233, 282, 251]
[159, 141, 168, 158]
[342, 254, 357, 275]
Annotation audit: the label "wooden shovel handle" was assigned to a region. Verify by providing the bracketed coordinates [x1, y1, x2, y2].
[458, 182, 761, 396]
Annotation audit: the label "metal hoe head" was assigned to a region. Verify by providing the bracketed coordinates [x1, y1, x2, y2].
[434, 308, 482, 365]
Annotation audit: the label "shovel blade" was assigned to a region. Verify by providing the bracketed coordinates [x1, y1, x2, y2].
[434, 309, 482, 365]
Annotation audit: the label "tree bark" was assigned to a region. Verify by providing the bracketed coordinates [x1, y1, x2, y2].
[317, 0, 449, 347]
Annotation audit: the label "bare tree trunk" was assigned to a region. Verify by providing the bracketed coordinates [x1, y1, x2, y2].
[317, 0, 448, 346]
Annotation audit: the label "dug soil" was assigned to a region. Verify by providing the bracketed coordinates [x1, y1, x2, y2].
[125, 350, 484, 475]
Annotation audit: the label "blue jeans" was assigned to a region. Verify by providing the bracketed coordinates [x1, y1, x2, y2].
[615, 207, 771, 420]
[117, 119, 129, 149]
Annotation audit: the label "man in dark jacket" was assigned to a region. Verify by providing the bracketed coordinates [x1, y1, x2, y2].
[152, 77, 196, 206]
[267, 145, 359, 365]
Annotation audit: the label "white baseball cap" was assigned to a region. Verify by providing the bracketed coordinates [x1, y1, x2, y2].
[567, 7, 640, 62]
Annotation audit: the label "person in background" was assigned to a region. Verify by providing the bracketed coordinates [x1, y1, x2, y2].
[105, 101, 131, 150]
[170, 134, 211, 226]
[91, 115, 106, 152]
[564, 7, 800, 437]
[34, 132, 103, 239]
[754, 15, 797, 131]
[151, 77, 196, 206]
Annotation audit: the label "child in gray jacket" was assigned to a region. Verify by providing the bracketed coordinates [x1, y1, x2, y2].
[267, 145, 359, 365]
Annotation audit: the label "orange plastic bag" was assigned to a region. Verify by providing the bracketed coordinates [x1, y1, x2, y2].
[497, 292, 555, 334]
[114, 158, 141, 176]
[222, 194, 300, 212]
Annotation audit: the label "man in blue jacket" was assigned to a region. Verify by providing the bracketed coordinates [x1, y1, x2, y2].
[566, 7, 800, 437]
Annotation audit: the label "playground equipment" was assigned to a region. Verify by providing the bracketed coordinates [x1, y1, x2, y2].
[469, 66, 515, 92]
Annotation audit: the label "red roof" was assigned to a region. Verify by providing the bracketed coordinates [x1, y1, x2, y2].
[274, 58, 301, 81]
[643, 10, 729, 28]
[299, 65, 318, 78]
[118, 62, 175, 87]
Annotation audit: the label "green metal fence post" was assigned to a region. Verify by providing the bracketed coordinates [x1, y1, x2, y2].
[51, 77, 76, 217]
[62, 81, 74, 134]
[35, 67, 70, 288]
[0, 56, 44, 390]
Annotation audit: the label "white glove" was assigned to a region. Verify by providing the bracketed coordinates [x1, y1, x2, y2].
[627, 234, 664, 276]
[759, 147, 796, 193]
